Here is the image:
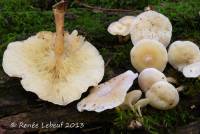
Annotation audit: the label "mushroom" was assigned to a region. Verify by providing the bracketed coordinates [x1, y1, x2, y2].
[183, 62, 200, 78]
[107, 21, 130, 36]
[130, 39, 168, 72]
[119, 90, 142, 110]
[130, 10, 172, 47]
[107, 16, 135, 43]
[2, 1, 105, 105]
[77, 70, 138, 112]
[168, 41, 200, 72]
[138, 68, 178, 92]
[134, 81, 179, 116]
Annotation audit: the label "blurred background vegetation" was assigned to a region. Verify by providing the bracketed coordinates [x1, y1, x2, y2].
[0, 0, 200, 133]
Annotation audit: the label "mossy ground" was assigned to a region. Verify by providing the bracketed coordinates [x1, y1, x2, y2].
[0, 0, 200, 133]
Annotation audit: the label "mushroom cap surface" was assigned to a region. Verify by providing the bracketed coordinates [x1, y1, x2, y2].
[146, 81, 179, 110]
[130, 10, 172, 47]
[130, 39, 168, 72]
[107, 21, 129, 36]
[168, 41, 200, 71]
[183, 62, 200, 78]
[2, 30, 105, 105]
[118, 16, 135, 33]
[138, 68, 167, 92]
[77, 70, 138, 112]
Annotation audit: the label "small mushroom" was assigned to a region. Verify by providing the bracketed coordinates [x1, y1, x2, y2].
[183, 62, 200, 78]
[2, 1, 105, 105]
[120, 90, 142, 110]
[77, 70, 138, 112]
[107, 16, 135, 43]
[130, 39, 168, 72]
[107, 21, 130, 36]
[130, 10, 172, 47]
[138, 68, 177, 92]
[134, 81, 179, 116]
[118, 16, 136, 34]
[168, 41, 200, 71]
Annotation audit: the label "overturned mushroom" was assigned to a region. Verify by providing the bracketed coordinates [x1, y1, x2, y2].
[168, 41, 200, 72]
[130, 39, 168, 72]
[134, 81, 179, 116]
[120, 90, 142, 110]
[130, 10, 172, 47]
[2, 1, 104, 105]
[77, 70, 138, 112]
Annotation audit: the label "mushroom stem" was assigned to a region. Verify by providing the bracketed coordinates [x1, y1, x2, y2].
[134, 98, 150, 117]
[176, 85, 184, 92]
[53, 0, 66, 60]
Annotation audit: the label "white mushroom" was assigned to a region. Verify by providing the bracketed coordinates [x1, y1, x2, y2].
[107, 16, 135, 36]
[130, 39, 168, 72]
[134, 81, 179, 116]
[77, 70, 138, 112]
[118, 16, 136, 34]
[130, 10, 172, 47]
[168, 41, 200, 72]
[107, 21, 130, 36]
[183, 62, 200, 78]
[120, 90, 142, 110]
[2, 1, 104, 105]
[138, 68, 177, 92]
[138, 68, 167, 92]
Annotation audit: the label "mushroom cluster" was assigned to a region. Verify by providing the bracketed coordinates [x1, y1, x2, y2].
[2, 0, 200, 119]
[107, 9, 200, 116]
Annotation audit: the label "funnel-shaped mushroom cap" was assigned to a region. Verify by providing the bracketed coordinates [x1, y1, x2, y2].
[146, 81, 179, 110]
[138, 68, 167, 92]
[183, 62, 200, 78]
[130, 39, 168, 72]
[168, 41, 200, 71]
[130, 10, 172, 47]
[2, 30, 104, 105]
[107, 21, 129, 36]
[77, 70, 138, 112]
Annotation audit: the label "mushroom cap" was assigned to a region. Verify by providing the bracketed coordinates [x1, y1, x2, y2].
[168, 41, 200, 71]
[130, 10, 172, 47]
[183, 62, 200, 78]
[2, 30, 105, 105]
[146, 81, 179, 110]
[130, 39, 168, 72]
[138, 68, 167, 92]
[77, 70, 138, 112]
[107, 21, 129, 36]
[118, 16, 135, 32]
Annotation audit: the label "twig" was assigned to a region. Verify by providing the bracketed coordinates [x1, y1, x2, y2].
[76, 2, 142, 14]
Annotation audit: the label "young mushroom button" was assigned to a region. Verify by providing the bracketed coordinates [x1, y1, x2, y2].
[130, 39, 168, 72]
[2, 1, 105, 105]
[77, 70, 138, 112]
